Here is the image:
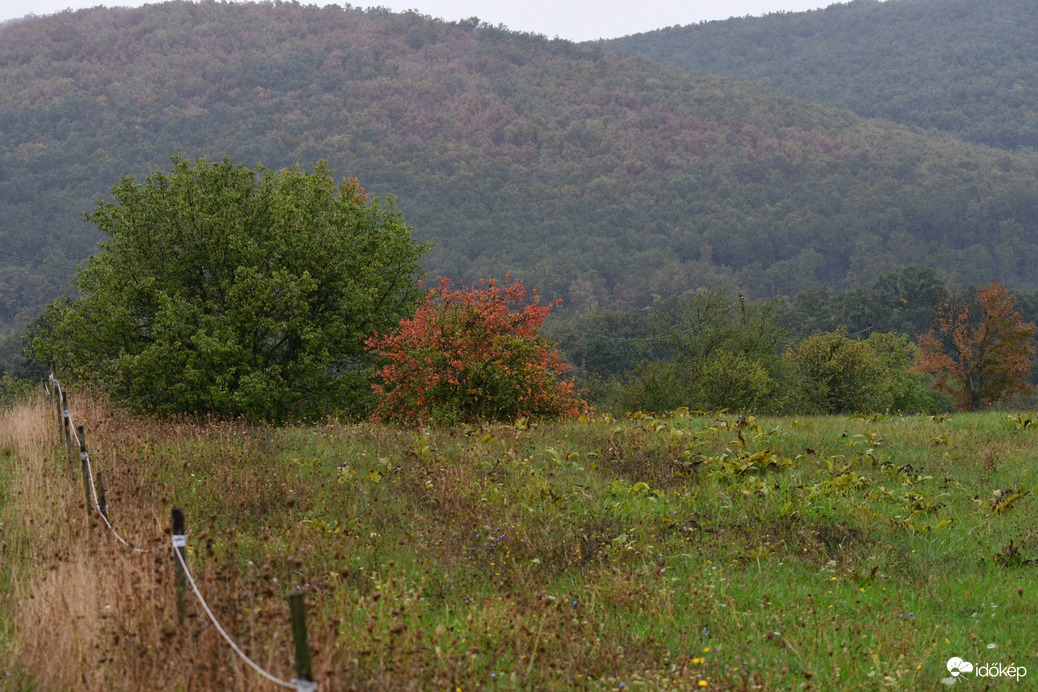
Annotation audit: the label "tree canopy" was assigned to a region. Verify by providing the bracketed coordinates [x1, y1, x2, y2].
[915, 284, 1037, 411]
[5, 0, 1038, 357]
[32, 157, 426, 420]
[603, 0, 1038, 151]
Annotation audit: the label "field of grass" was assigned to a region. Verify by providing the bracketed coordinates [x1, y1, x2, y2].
[1, 391, 1036, 690]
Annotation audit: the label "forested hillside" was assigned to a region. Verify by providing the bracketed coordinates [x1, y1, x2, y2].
[601, 0, 1038, 151]
[4, 1, 1038, 347]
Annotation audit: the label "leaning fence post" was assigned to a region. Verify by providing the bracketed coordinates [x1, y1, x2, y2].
[61, 392, 74, 477]
[77, 425, 93, 519]
[172, 508, 187, 623]
[289, 592, 315, 688]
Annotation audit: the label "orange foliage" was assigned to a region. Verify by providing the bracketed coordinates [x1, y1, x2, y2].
[915, 283, 1036, 411]
[366, 277, 586, 425]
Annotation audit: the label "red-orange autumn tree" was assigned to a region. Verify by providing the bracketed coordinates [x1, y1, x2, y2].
[365, 277, 586, 425]
[915, 283, 1036, 411]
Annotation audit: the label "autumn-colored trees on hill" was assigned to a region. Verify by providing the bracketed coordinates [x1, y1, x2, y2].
[603, 0, 1038, 151]
[9, 0, 1038, 353]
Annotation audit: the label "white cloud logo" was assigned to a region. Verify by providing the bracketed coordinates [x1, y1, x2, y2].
[947, 657, 974, 677]
[943, 655, 1026, 685]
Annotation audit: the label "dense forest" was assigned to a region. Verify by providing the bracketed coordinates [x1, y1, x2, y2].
[4, 1, 1038, 377]
[601, 0, 1038, 151]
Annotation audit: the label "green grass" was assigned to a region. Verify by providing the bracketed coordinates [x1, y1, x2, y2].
[3, 402, 1038, 689]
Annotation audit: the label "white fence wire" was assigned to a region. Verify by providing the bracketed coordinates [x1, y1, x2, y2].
[171, 538, 309, 690]
[45, 375, 317, 691]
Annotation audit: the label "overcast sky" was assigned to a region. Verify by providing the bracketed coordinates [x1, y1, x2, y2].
[0, 1, 862, 41]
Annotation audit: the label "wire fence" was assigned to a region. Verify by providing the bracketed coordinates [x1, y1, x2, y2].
[44, 374, 318, 691]
[67, 414, 153, 553]
[171, 541, 312, 691]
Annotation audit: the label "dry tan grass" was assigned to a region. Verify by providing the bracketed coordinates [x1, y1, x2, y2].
[2, 393, 91, 689]
[0, 392, 295, 691]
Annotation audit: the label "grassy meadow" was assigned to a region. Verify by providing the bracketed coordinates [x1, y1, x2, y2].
[1, 391, 1036, 690]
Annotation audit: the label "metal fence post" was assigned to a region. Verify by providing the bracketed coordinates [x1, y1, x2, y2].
[77, 426, 93, 520]
[172, 508, 188, 623]
[289, 592, 315, 687]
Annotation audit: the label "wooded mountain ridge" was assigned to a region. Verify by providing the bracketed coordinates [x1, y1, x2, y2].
[3, 0, 1038, 347]
[601, 0, 1038, 152]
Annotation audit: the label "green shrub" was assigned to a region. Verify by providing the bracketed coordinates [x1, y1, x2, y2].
[614, 362, 690, 414]
[695, 350, 777, 412]
[864, 332, 934, 412]
[783, 330, 891, 413]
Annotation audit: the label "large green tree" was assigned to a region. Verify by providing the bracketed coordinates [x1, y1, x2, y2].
[33, 157, 425, 420]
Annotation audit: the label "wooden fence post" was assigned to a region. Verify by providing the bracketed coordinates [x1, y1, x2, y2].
[289, 592, 315, 687]
[61, 392, 74, 477]
[53, 380, 63, 447]
[77, 425, 93, 519]
[172, 508, 187, 623]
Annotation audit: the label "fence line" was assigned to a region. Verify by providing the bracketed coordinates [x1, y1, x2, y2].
[43, 375, 318, 691]
[171, 538, 312, 691]
[49, 375, 151, 551]
[68, 410, 155, 553]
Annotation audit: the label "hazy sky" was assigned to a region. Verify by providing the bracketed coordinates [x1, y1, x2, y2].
[0, 1, 859, 41]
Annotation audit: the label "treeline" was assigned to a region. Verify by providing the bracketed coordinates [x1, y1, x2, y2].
[547, 266, 1038, 414]
[601, 0, 1038, 151]
[5, 1, 1038, 357]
